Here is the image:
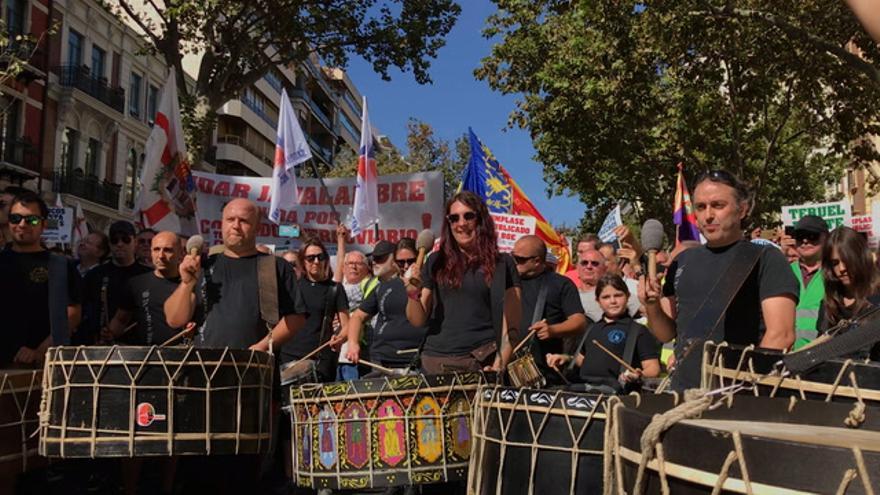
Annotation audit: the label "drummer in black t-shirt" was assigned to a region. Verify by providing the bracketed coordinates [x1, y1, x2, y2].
[278, 237, 349, 380]
[345, 239, 427, 374]
[165, 198, 304, 352]
[405, 191, 522, 374]
[103, 231, 202, 345]
[547, 275, 660, 393]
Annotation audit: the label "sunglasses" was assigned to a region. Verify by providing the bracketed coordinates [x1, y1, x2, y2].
[110, 234, 133, 245]
[8, 213, 42, 226]
[447, 211, 477, 224]
[579, 260, 603, 268]
[512, 254, 538, 265]
[395, 257, 416, 268]
[795, 232, 822, 245]
[304, 253, 328, 263]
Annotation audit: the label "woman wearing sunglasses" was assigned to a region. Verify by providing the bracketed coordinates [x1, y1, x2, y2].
[817, 226, 880, 360]
[345, 238, 427, 375]
[279, 237, 349, 380]
[405, 190, 521, 374]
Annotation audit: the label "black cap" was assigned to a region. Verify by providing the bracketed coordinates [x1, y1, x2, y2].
[794, 215, 829, 235]
[368, 240, 395, 259]
[109, 220, 136, 236]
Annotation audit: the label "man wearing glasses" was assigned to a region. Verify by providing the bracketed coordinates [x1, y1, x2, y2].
[577, 249, 640, 321]
[788, 215, 828, 350]
[511, 235, 586, 384]
[79, 221, 151, 345]
[0, 191, 81, 366]
[135, 228, 156, 268]
[333, 224, 375, 381]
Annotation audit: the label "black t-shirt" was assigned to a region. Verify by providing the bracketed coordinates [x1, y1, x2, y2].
[662, 240, 798, 388]
[198, 253, 299, 350]
[79, 261, 151, 345]
[578, 317, 660, 383]
[119, 272, 203, 345]
[280, 278, 348, 363]
[519, 270, 584, 372]
[422, 253, 520, 356]
[0, 250, 81, 365]
[360, 277, 427, 366]
[818, 293, 880, 361]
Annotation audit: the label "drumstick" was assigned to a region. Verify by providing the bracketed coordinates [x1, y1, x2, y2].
[160, 323, 196, 347]
[591, 339, 640, 374]
[395, 348, 419, 355]
[511, 327, 539, 356]
[299, 340, 334, 362]
[358, 359, 397, 375]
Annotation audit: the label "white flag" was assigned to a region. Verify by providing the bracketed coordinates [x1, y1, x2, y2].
[269, 88, 312, 225]
[135, 72, 198, 235]
[71, 201, 87, 249]
[351, 96, 379, 235]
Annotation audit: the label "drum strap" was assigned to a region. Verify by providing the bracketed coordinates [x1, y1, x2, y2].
[490, 256, 508, 356]
[257, 254, 279, 328]
[318, 283, 338, 344]
[48, 253, 70, 345]
[518, 281, 549, 354]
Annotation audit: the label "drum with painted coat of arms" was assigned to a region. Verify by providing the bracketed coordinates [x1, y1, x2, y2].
[286, 371, 492, 490]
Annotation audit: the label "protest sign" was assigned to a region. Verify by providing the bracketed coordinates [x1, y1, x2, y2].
[192, 170, 444, 251]
[491, 213, 537, 252]
[781, 200, 851, 229]
[42, 207, 73, 244]
[598, 205, 622, 243]
[850, 214, 876, 249]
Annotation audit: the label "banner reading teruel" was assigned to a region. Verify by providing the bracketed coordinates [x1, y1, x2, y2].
[192, 170, 445, 250]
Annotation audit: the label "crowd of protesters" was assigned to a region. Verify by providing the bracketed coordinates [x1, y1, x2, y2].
[2, 168, 880, 493]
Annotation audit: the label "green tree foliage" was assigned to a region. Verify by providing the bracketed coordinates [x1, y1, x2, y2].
[113, 0, 461, 166]
[477, 1, 879, 231]
[326, 118, 468, 198]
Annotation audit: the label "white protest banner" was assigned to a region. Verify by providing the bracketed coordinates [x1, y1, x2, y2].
[598, 205, 622, 243]
[781, 200, 851, 229]
[491, 213, 537, 252]
[193, 170, 444, 251]
[42, 207, 73, 244]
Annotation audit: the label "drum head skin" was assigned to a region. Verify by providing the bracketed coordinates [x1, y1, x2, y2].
[38, 346, 274, 458]
[287, 371, 494, 490]
[608, 393, 880, 494]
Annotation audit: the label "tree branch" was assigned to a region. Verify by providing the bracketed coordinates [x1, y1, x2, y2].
[117, 0, 162, 48]
[691, 6, 880, 85]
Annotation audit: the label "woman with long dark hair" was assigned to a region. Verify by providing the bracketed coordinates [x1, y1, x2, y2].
[818, 227, 880, 359]
[405, 191, 521, 374]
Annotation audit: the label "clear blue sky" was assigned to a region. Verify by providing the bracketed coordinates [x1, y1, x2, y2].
[345, 0, 586, 228]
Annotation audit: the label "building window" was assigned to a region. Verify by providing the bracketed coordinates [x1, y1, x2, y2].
[339, 112, 359, 141]
[264, 69, 283, 93]
[84, 138, 100, 177]
[342, 90, 361, 117]
[129, 72, 142, 118]
[61, 128, 78, 173]
[91, 45, 106, 80]
[6, 0, 27, 38]
[67, 29, 83, 66]
[147, 84, 158, 124]
[125, 148, 138, 208]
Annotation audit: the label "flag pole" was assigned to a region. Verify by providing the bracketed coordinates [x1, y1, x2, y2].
[307, 158, 339, 220]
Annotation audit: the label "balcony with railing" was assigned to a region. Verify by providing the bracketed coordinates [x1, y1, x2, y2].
[0, 137, 38, 172]
[240, 92, 278, 128]
[217, 134, 273, 167]
[290, 88, 333, 132]
[54, 171, 121, 209]
[307, 136, 333, 165]
[53, 65, 125, 113]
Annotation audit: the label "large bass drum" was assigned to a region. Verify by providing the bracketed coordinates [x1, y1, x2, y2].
[703, 341, 880, 405]
[468, 385, 610, 495]
[605, 392, 880, 494]
[286, 371, 489, 490]
[39, 346, 274, 457]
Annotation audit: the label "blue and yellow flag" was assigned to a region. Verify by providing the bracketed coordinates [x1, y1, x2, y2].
[461, 128, 572, 273]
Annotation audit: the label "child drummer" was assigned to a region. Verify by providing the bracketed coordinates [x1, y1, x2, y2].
[547, 274, 661, 394]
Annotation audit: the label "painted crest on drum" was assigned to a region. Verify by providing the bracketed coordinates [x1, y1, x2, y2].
[297, 408, 311, 470]
[447, 398, 471, 459]
[414, 397, 442, 463]
[317, 405, 337, 469]
[341, 403, 369, 469]
[135, 402, 166, 427]
[376, 399, 405, 466]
